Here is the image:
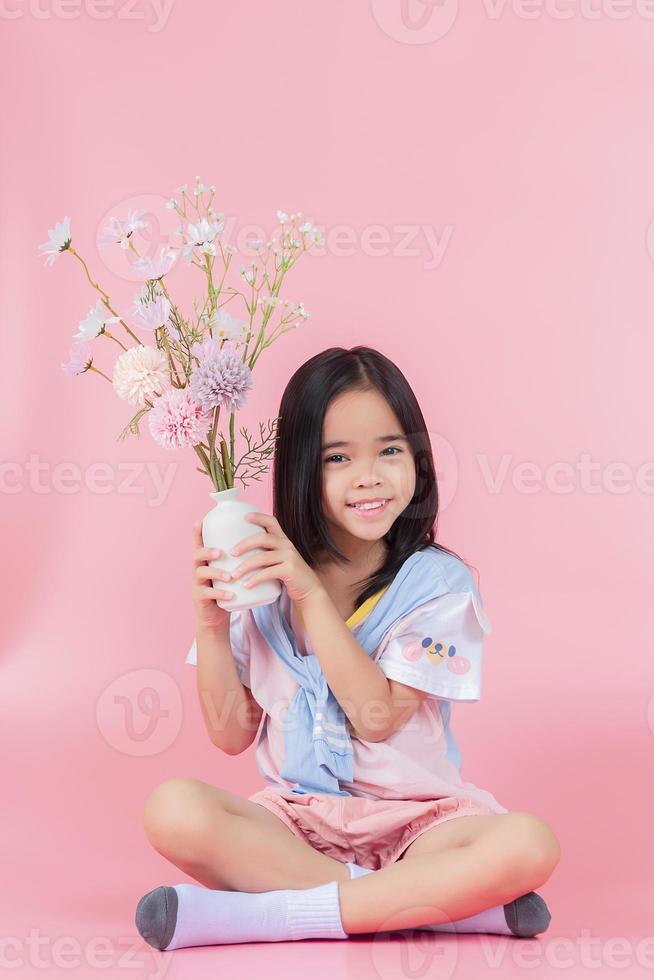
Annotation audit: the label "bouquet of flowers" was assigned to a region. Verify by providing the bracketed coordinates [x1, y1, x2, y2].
[39, 176, 323, 492]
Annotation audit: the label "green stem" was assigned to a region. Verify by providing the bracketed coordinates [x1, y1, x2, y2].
[220, 438, 233, 487]
[193, 444, 211, 478]
[207, 407, 227, 491]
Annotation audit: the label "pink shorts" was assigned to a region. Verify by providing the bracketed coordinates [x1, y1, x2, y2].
[247, 786, 499, 871]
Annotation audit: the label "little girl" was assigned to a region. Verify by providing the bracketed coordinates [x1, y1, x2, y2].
[135, 346, 561, 950]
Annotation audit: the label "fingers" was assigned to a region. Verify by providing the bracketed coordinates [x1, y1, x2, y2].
[197, 566, 233, 583]
[231, 533, 270, 557]
[231, 551, 279, 579]
[192, 521, 224, 568]
[200, 586, 234, 600]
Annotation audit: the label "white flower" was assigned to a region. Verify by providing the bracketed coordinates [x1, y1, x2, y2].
[74, 300, 120, 344]
[38, 216, 71, 266]
[164, 198, 177, 210]
[99, 211, 146, 249]
[61, 342, 93, 376]
[276, 210, 288, 224]
[132, 295, 171, 332]
[175, 184, 188, 194]
[113, 345, 170, 407]
[207, 308, 249, 345]
[299, 221, 313, 234]
[129, 247, 177, 281]
[288, 301, 310, 319]
[181, 217, 224, 262]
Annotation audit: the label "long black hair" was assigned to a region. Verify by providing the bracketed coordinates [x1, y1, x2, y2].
[272, 346, 477, 610]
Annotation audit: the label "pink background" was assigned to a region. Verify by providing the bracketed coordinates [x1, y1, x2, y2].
[3, 1, 653, 977]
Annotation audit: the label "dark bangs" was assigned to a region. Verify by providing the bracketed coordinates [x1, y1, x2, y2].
[272, 346, 476, 609]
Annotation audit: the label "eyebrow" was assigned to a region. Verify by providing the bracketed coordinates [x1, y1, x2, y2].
[321, 434, 409, 451]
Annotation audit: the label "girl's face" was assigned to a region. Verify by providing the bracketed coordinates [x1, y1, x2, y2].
[320, 388, 416, 562]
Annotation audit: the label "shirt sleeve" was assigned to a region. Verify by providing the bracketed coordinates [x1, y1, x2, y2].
[376, 590, 492, 702]
[185, 610, 252, 689]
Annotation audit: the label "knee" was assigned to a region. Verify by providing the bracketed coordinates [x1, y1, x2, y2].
[142, 778, 219, 856]
[502, 813, 562, 888]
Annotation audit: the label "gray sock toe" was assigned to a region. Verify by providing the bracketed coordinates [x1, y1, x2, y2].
[504, 891, 551, 937]
[135, 886, 178, 950]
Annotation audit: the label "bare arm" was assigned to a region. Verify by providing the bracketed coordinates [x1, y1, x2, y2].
[190, 521, 263, 755]
[296, 587, 428, 742]
[194, 622, 264, 755]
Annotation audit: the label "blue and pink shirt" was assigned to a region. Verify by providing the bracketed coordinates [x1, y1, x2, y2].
[186, 547, 508, 814]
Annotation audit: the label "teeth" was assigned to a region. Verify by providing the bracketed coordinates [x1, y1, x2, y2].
[352, 500, 385, 510]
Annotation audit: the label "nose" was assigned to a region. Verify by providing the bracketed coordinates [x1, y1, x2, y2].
[353, 463, 384, 488]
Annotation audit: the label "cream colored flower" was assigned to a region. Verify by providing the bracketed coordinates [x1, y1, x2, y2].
[112, 345, 170, 407]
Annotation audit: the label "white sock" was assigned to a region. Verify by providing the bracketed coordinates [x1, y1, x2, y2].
[346, 862, 374, 879]
[418, 903, 510, 934]
[135, 880, 349, 950]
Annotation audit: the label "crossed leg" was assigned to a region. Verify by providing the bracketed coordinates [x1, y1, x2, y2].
[339, 810, 561, 933]
[142, 777, 351, 892]
[142, 778, 561, 935]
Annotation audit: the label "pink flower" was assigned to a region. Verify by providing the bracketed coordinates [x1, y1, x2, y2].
[148, 387, 212, 450]
[189, 340, 253, 413]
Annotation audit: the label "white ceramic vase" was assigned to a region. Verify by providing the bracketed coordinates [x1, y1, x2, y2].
[201, 487, 281, 612]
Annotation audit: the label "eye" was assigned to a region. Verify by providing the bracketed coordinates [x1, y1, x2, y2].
[323, 447, 404, 464]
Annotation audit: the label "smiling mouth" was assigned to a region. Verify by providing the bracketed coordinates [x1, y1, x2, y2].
[346, 499, 391, 516]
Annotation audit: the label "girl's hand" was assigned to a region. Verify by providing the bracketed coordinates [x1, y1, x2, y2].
[229, 512, 323, 604]
[191, 522, 235, 630]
